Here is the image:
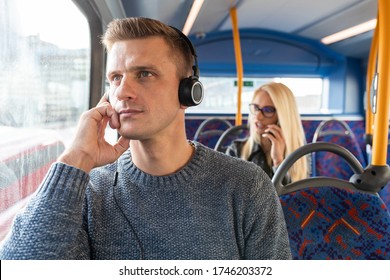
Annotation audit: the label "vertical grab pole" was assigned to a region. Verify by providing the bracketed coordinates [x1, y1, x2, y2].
[350, 0, 390, 191]
[365, 17, 378, 149]
[230, 7, 243, 126]
[372, 0, 390, 166]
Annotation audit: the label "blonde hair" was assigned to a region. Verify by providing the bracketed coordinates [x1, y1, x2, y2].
[241, 82, 308, 182]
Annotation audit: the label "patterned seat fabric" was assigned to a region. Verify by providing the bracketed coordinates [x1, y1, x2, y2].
[280, 187, 390, 259]
[214, 125, 249, 153]
[377, 144, 390, 211]
[379, 185, 390, 212]
[314, 137, 366, 179]
[193, 118, 232, 148]
[312, 120, 367, 179]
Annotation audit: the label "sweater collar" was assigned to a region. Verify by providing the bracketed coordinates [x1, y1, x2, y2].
[118, 141, 207, 188]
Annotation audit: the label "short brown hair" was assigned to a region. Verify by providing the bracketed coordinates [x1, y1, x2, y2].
[101, 17, 193, 78]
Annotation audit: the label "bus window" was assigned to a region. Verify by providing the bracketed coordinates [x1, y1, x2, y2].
[0, 0, 91, 240]
[186, 77, 323, 115]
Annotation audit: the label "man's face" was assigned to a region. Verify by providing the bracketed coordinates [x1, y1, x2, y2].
[106, 37, 184, 140]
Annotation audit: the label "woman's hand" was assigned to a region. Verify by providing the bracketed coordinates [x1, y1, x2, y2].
[262, 124, 286, 167]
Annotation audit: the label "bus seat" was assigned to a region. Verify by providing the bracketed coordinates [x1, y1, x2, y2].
[312, 119, 367, 179]
[365, 139, 390, 212]
[379, 184, 390, 212]
[280, 187, 390, 259]
[273, 142, 390, 259]
[375, 143, 390, 211]
[193, 118, 232, 148]
[214, 124, 249, 153]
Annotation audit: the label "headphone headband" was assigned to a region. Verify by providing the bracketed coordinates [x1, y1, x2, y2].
[169, 26, 199, 77]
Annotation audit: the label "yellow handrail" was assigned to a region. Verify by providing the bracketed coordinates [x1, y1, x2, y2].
[372, 0, 390, 165]
[365, 14, 378, 142]
[230, 7, 243, 126]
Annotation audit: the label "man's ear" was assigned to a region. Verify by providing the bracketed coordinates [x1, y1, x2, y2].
[180, 104, 188, 110]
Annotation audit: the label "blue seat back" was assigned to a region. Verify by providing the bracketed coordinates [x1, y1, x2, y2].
[214, 124, 249, 153]
[312, 119, 367, 179]
[379, 184, 390, 212]
[193, 118, 232, 148]
[280, 187, 390, 259]
[373, 143, 390, 211]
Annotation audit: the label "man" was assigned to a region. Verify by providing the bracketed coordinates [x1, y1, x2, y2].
[0, 17, 291, 259]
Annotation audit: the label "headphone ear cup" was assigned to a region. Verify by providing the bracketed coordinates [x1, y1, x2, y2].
[179, 77, 204, 106]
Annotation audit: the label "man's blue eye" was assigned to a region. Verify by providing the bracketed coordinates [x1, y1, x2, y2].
[139, 71, 152, 78]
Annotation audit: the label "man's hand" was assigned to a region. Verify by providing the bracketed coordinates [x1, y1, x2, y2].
[57, 94, 130, 173]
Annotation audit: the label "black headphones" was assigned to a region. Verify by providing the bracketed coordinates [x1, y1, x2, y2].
[169, 26, 204, 107]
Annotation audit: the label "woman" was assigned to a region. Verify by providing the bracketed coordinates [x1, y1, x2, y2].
[226, 82, 309, 182]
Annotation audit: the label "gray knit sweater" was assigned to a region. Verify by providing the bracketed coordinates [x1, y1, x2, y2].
[0, 142, 291, 259]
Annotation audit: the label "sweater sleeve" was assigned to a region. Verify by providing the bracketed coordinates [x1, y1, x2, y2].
[0, 163, 91, 260]
[243, 168, 292, 260]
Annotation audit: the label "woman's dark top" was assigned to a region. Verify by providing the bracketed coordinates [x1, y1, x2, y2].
[226, 139, 291, 184]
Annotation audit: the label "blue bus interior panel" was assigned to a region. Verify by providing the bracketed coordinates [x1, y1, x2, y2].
[191, 29, 345, 76]
[191, 29, 364, 115]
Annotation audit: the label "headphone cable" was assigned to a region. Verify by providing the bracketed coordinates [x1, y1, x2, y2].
[112, 161, 145, 260]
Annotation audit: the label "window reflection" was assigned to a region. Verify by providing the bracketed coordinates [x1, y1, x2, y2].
[0, 0, 90, 240]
